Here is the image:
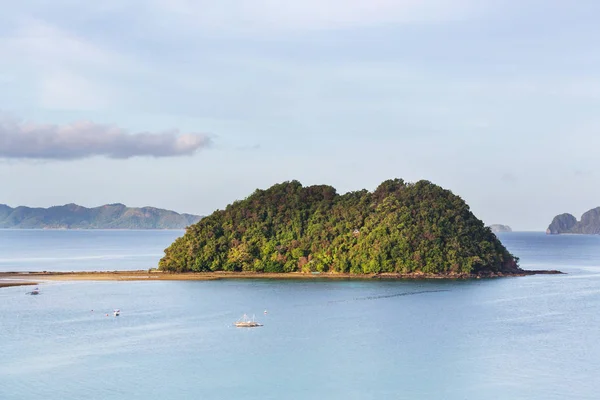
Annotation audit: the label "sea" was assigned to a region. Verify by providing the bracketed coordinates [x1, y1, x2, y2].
[1, 230, 599, 400]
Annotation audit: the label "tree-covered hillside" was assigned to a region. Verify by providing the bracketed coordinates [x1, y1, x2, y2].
[159, 179, 519, 275]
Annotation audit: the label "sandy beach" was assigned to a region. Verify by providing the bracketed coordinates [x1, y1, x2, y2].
[0, 281, 38, 289]
[0, 269, 563, 285]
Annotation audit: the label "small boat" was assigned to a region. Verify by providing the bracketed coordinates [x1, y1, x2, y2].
[234, 314, 262, 328]
[113, 309, 120, 317]
[29, 287, 40, 295]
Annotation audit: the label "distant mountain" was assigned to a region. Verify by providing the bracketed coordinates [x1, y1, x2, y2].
[489, 224, 512, 233]
[0, 203, 202, 229]
[547, 208, 600, 234]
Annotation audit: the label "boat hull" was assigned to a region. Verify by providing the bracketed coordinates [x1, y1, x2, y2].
[234, 322, 262, 328]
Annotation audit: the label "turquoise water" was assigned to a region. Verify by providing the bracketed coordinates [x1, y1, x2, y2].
[1, 231, 600, 399]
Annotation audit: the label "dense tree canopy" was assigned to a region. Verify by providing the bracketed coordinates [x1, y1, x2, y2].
[159, 179, 519, 275]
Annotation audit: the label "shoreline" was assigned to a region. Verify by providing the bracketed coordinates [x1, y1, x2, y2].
[0, 228, 185, 231]
[0, 281, 38, 289]
[0, 269, 564, 283]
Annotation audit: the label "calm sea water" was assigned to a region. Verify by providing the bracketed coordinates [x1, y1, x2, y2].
[1, 231, 599, 399]
[0, 230, 184, 272]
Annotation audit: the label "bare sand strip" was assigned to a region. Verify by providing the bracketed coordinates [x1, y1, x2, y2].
[0, 269, 563, 284]
[0, 281, 38, 289]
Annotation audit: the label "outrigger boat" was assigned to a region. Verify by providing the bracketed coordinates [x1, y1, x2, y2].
[234, 314, 262, 328]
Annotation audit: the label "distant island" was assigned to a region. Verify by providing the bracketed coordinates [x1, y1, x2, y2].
[159, 179, 547, 277]
[489, 224, 512, 233]
[547, 207, 600, 234]
[0, 203, 201, 229]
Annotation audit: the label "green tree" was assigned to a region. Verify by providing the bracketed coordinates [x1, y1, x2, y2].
[159, 179, 519, 276]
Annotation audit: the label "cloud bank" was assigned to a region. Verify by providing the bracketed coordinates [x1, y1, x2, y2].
[0, 117, 211, 160]
[151, 0, 480, 32]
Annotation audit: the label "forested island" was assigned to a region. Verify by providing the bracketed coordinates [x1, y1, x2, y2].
[547, 207, 600, 234]
[0, 203, 201, 229]
[159, 179, 543, 277]
[489, 224, 512, 233]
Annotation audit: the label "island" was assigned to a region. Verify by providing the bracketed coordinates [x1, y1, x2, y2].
[158, 179, 559, 278]
[0, 203, 201, 229]
[490, 224, 512, 233]
[547, 208, 600, 234]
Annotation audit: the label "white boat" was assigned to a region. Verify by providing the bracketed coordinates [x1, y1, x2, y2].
[113, 309, 120, 316]
[29, 287, 40, 295]
[234, 314, 262, 328]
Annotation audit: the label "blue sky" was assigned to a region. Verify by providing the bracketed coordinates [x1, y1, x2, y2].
[1, 1, 599, 230]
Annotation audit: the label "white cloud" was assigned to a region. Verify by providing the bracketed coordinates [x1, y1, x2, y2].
[0, 114, 212, 160]
[7, 18, 127, 69]
[150, 0, 482, 32]
[0, 18, 139, 110]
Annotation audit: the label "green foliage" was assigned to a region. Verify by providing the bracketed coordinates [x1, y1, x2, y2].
[159, 179, 518, 275]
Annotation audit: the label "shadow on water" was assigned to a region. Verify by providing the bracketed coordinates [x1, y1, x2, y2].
[329, 289, 450, 304]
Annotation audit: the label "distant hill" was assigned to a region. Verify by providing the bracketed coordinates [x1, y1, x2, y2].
[489, 224, 512, 233]
[547, 208, 600, 234]
[0, 203, 202, 229]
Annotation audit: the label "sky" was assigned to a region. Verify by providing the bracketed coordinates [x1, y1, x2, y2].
[0, 1, 599, 230]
